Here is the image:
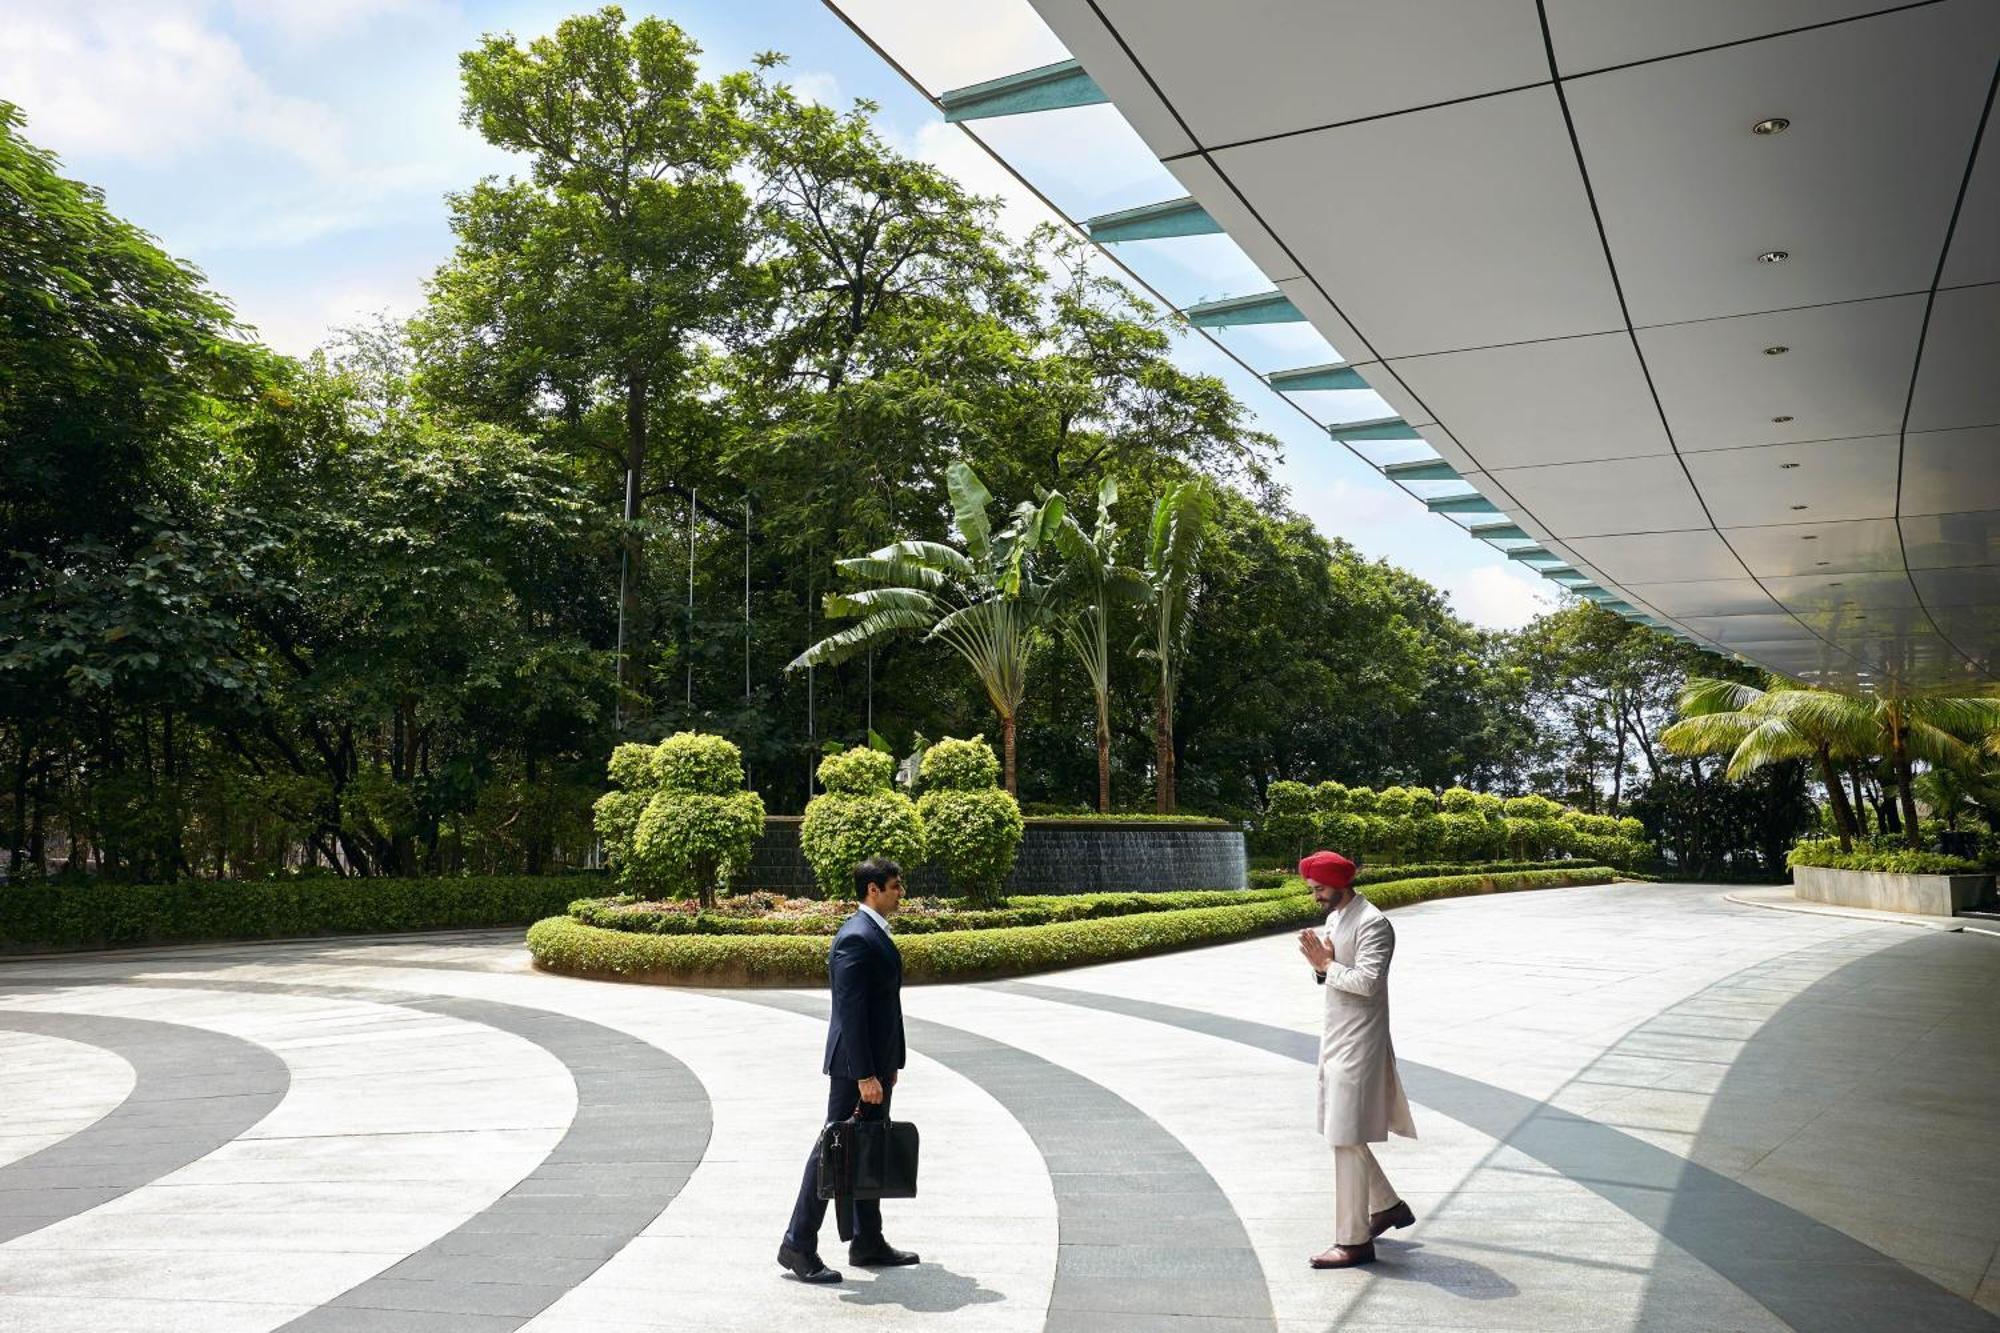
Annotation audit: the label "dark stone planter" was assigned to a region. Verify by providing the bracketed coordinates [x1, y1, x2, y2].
[736, 817, 1248, 897]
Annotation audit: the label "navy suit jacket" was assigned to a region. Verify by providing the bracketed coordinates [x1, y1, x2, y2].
[823, 910, 905, 1081]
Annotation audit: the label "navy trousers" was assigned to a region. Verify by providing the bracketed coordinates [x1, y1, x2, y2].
[783, 1076, 894, 1254]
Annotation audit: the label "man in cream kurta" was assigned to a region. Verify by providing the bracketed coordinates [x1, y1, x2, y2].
[1296, 849, 1416, 1269]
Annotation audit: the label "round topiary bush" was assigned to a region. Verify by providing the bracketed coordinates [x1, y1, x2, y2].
[916, 736, 1024, 905]
[1259, 780, 1318, 859]
[595, 732, 765, 907]
[1439, 786, 1478, 814]
[800, 745, 926, 897]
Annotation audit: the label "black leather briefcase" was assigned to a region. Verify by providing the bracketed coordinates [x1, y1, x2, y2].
[815, 1116, 920, 1201]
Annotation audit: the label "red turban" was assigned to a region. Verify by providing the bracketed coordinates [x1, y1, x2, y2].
[1299, 850, 1356, 889]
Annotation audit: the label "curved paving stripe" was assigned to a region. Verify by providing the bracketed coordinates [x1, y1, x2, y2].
[727, 989, 1276, 1333]
[0, 976, 711, 1331]
[993, 980, 2000, 1333]
[0, 1010, 290, 1244]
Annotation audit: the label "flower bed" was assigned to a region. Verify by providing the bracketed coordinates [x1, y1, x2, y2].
[527, 865, 1622, 986]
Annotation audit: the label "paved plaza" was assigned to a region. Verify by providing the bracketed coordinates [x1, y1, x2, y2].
[1, 882, 1996, 1332]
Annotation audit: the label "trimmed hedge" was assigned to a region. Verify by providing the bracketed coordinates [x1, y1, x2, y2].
[570, 884, 1306, 937]
[528, 866, 1620, 985]
[1, 875, 595, 954]
[1786, 841, 1981, 876]
[1248, 858, 1569, 890]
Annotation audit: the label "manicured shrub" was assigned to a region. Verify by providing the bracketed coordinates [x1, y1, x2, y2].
[1787, 839, 1980, 875]
[1439, 786, 1478, 814]
[1261, 780, 1318, 858]
[527, 866, 1621, 985]
[1374, 786, 1415, 818]
[1314, 780, 1351, 813]
[597, 732, 765, 907]
[1, 875, 593, 953]
[800, 745, 926, 897]
[915, 737, 1023, 904]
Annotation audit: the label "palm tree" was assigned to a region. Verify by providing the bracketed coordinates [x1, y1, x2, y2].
[790, 462, 1062, 795]
[1662, 678, 1872, 851]
[1874, 695, 2000, 846]
[1664, 678, 2000, 849]
[1051, 476, 1147, 812]
[1136, 480, 1215, 813]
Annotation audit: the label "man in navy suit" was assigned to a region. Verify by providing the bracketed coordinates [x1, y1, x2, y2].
[777, 855, 919, 1283]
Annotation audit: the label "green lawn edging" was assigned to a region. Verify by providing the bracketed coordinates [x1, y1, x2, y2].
[0, 875, 597, 954]
[527, 866, 1620, 986]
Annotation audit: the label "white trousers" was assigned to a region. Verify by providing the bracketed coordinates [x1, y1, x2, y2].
[1333, 1143, 1399, 1246]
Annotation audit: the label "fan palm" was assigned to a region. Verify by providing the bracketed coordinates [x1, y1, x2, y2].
[1663, 678, 2000, 849]
[1051, 476, 1148, 812]
[1136, 480, 1215, 813]
[790, 462, 1063, 795]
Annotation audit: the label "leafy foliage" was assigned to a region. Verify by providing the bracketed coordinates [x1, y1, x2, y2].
[595, 732, 763, 906]
[799, 745, 925, 896]
[526, 867, 1618, 984]
[915, 736, 1023, 903]
[1786, 840, 1980, 876]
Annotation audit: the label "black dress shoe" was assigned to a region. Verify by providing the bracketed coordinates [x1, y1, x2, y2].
[777, 1243, 843, 1283]
[848, 1238, 919, 1267]
[1369, 1200, 1416, 1238]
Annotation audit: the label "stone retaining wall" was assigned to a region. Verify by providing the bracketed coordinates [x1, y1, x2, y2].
[1791, 864, 1991, 916]
[736, 818, 1248, 897]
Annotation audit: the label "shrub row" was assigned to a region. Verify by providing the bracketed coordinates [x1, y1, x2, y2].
[527, 866, 1621, 986]
[570, 884, 1305, 937]
[0, 875, 593, 954]
[1259, 781, 1650, 868]
[1786, 841, 1982, 876]
[1247, 858, 1569, 890]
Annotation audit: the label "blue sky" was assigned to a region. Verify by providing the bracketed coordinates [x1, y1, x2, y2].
[0, 0, 1556, 629]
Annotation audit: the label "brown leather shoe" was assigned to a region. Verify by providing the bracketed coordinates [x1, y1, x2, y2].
[1369, 1200, 1415, 1238]
[1308, 1242, 1376, 1269]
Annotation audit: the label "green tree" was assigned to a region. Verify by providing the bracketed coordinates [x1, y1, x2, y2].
[793, 463, 1063, 795]
[1137, 480, 1214, 812]
[1051, 477, 1146, 811]
[414, 7, 759, 698]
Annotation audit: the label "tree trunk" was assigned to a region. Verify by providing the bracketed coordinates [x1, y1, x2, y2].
[1848, 762, 1869, 836]
[1000, 712, 1018, 797]
[1818, 744, 1856, 852]
[1094, 697, 1111, 814]
[619, 370, 648, 698]
[1154, 685, 1173, 814]
[1889, 708, 1922, 849]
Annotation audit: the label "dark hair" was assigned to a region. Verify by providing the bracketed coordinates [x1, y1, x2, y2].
[853, 856, 902, 901]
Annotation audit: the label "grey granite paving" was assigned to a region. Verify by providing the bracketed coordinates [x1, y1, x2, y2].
[1, 977, 710, 1333]
[0, 1009, 289, 1243]
[994, 975, 2000, 1333]
[727, 988, 1277, 1331]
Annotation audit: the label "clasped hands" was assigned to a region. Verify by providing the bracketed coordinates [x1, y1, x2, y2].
[1297, 928, 1334, 972]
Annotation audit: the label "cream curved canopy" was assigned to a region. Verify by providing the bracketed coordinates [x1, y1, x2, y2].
[833, 0, 2000, 696]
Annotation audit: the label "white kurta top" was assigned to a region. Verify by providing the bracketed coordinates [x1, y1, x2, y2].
[1316, 892, 1416, 1146]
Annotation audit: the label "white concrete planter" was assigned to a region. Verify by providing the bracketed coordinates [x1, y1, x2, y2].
[1791, 864, 1991, 916]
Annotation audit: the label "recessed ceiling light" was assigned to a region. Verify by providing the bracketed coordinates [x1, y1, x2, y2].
[1779, 462, 1801, 469]
[1764, 345, 1790, 355]
[1758, 251, 1790, 264]
[1773, 414, 1794, 423]
[1753, 117, 1792, 136]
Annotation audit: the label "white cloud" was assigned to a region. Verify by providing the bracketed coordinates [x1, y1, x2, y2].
[0, 2, 349, 174]
[787, 69, 843, 108]
[228, 0, 443, 45]
[1449, 564, 1557, 631]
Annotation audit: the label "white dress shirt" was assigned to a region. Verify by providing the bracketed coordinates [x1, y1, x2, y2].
[858, 903, 893, 937]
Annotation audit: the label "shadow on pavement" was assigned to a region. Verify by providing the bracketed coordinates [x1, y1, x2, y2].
[837, 1261, 1007, 1313]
